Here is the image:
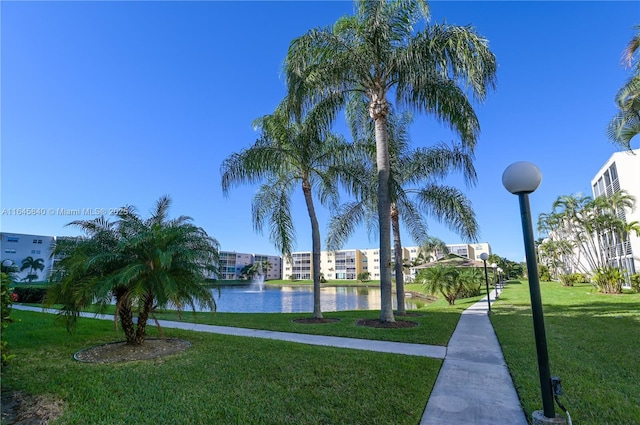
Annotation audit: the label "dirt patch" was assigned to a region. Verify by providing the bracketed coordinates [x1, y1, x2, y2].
[1, 391, 65, 425]
[74, 338, 192, 364]
[292, 318, 341, 324]
[356, 319, 418, 328]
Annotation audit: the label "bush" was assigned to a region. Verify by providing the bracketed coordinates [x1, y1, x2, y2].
[630, 273, 640, 293]
[558, 273, 582, 287]
[12, 286, 48, 303]
[357, 272, 371, 283]
[458, 284, 481, 299]
[1, 272, 16, 367]
[592, 266, 624, 294]
[538, 265, 552, 282]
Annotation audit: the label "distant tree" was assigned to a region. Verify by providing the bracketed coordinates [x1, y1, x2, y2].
[47, 196, 219, 346]
[20, 256, 45, 283]
[357, 271, 371, 282]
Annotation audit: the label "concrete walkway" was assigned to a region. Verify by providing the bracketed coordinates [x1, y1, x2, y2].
[420, 291, 528, 425]
[14, 291, 527, 424]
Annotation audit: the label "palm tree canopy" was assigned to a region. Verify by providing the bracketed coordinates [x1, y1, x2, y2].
[221, 98, 355, 258]
[608, 25, 640, 149]
[286, 0, 497, 146]
[327, 110, 479, 251]
[47, 196, 219, 342]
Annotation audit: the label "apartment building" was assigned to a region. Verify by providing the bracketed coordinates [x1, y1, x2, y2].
[283, 242, 491, 281]
[1, 232, 55, 282]
[218, 251, 282, 280]
[590, 148, 640, 277]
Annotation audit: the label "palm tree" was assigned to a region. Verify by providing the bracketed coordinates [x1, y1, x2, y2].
[420, 236, 449, 263]
[608, 25, 640, 149]
[327, 111, 478, 315]
[286, 0, 496, 322]
[47, 196, 219, 345]
[221, 99, 354, 319]
[416, 264, 462, 305]
[20, 256, 45, 283]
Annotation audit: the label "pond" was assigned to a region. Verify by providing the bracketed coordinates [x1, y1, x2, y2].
[207, 285, 420, 313]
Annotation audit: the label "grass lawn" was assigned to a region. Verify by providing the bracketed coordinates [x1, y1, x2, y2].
[149, 293, 481, 346]
[3, 310, 441, 424]
[491, 281, 640, 425]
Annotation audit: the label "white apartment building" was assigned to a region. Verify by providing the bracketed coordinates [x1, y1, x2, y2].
[590, 148, 640, 277]
[217, 251, 282, 280]
[1, 232, 55, 282]
[284, 242, 491, 282]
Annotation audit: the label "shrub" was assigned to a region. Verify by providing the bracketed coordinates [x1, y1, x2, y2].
[559, 273, 575, 286]
[1, 272, 16, 367]
[592, 266, 624, 294]
[538, 265, 552, 282]
[630, 273, 640, 293]
[357, 271, 371, 283]
[12, 286, 48, 303]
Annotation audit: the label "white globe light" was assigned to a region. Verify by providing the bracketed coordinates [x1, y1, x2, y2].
[502, 161, 542, 194]
[480, 252, 489, 261]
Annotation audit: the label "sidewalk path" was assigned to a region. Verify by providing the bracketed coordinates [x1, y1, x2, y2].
[12, 305, 446, 359]
[420, 290, 528, 425]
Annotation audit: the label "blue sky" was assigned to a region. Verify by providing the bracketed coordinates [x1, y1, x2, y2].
[1, 1, 638, 261]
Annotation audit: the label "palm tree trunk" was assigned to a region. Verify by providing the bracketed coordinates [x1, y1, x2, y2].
[391, 204, 406, 315]
[371, 99, 394, 323]
[302, 179, 323, 319]
[134, 293, 154, 345]
[117, 295, 137, 345]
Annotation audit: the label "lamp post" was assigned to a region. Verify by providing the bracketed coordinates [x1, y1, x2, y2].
[503, 162, 562, 424]
[491, 262, 498, 296]
[479, 252, 491, 314]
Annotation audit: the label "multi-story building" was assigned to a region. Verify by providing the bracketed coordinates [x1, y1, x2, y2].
[217, 251, 282, 280]
[253, 254, 282, 280]
[590, 148, 640, 277]
[1, 232, 56, 282]
[284, 242, 491, 282]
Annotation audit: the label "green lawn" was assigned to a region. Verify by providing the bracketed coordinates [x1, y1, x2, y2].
[491, 281, 640, 425]
[2, 310, 441, 425]
[7, 280, 638, 424]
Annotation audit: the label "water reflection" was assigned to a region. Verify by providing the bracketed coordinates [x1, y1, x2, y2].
[205, 285, 419, 313]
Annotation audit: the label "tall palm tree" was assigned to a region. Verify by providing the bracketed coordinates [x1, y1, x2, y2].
[47, 196, 219, 345]
[420, 236, 449, 263]
[286, 0, 496, 322]
[327, 111, 478, 315]
[608, 25, 640, 149]
[221, 98, 354, 319]
[20, 256, 45, 282]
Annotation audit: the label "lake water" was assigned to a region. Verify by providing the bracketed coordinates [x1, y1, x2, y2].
[209, 285, 419, 313]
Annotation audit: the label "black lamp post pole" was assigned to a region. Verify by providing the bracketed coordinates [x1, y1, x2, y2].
[518, 192, 555, 419]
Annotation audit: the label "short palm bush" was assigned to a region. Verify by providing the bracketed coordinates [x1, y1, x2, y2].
[416, 265, 483, 305]
[592, 266, 625, 294]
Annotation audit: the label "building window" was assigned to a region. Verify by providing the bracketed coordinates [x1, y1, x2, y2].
[4, 249, 16, 254]
[33, 239, 43, 244]
[31, 250, 41, 255]
[7, 237, 18, 243]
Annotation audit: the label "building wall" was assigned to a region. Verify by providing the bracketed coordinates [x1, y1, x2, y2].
[218, 251, 282, 280]
[284, 242, 492, 282]
[1, 232, 55, 282]
[590, 148, 640, 277]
